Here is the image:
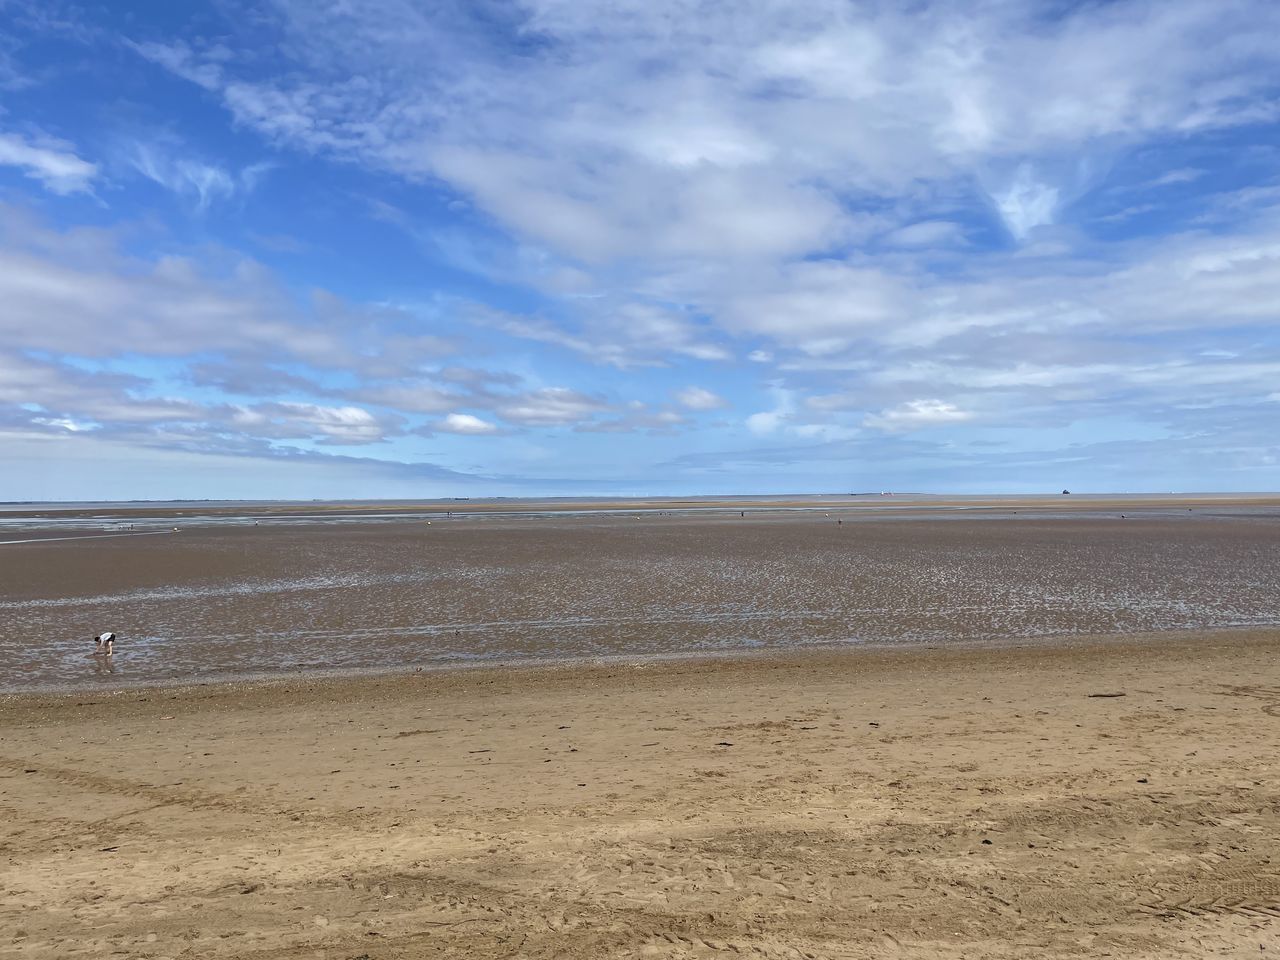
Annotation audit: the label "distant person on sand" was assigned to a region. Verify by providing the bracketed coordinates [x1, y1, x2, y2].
[93, 632, 116, 656]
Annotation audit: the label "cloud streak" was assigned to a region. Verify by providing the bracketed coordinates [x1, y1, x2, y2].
[0, 131, 96, 194]
[123, 138, 272, 210]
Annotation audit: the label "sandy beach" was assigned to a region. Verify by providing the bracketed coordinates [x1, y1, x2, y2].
[4, 630, 1280, 958]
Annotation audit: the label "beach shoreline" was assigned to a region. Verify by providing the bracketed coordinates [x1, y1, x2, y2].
[3, 620, 1276, 699]
[4, 629, 1279, 958]
[4, 491, 1279, 528]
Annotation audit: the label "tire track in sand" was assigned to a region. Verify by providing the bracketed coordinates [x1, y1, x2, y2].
[0, 754, 313, 822]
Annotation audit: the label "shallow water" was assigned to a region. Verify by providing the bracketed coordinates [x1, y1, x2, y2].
[3, 506, 1280, 690]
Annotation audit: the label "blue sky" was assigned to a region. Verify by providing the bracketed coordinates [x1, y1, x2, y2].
[2, 0, 1279, 500]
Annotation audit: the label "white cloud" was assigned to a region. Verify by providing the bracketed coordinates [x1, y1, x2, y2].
[577, 404, 687, 434]
[720, 260, 908, 355]
[744, 386, 863, 440]
[128, 39, 223, 90]
[494, 387, 611, 426]
[993, 165, 1060, 238]
[357, 382, 462, 415]
[676, 386, 728, 410]
[0, 350, 197, 425]
[235, 402, 393, 445]
[436, 412, 500, 435]
[476, 300, 729, 368]
[744, 410, 783, 435]
[0, 350, 405, 449]
[864, 399, 973, 432]
[134, 1, 1280, 262]
[745, 385, 796, 435]
[1096, 203, 1158, 224]
[1148, 167, 1204, 188]
[0, 131, 96, 194]
[120, 0, 1280, 394]
[123, 139, 271, 211]
[0, 207, 455, 375]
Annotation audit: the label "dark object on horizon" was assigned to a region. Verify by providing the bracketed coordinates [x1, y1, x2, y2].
[1062, 489, 1071, 495]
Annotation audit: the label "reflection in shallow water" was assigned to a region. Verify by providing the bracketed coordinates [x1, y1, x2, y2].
[6, 510, 1280, 690]
[91, 652, 116, 676]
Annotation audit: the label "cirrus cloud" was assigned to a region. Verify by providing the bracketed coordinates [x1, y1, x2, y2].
[0, 130, 97, 194]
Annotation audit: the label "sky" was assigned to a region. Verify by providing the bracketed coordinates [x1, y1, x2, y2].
[2, 0, 1280, 500]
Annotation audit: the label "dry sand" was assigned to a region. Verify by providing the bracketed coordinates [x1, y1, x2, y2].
[4, 630, 1280, 958]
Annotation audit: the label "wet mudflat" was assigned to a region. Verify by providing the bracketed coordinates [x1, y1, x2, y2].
[4, 505, 1279, 689]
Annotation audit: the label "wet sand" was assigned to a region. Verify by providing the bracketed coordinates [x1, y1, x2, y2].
[3, 631, 1280, 958]
[5, 492, 1280, 524]
[5, 506, 1280, 688]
